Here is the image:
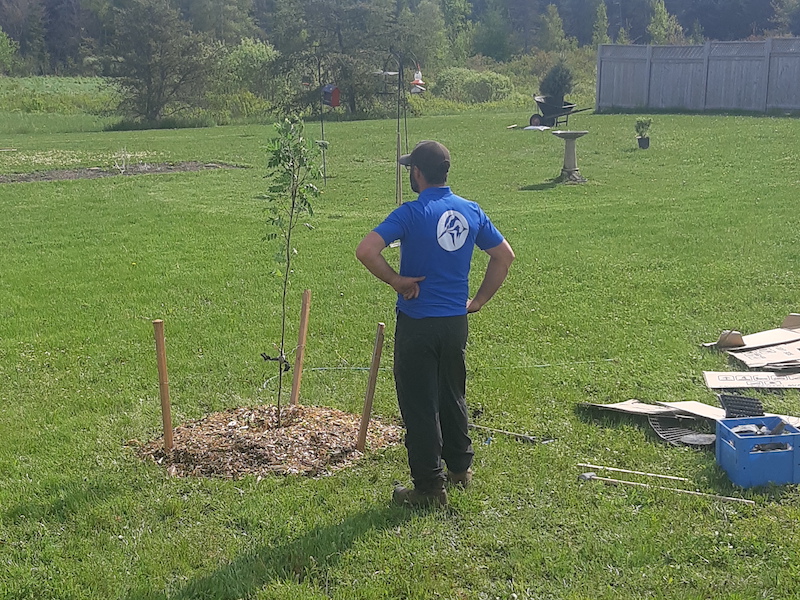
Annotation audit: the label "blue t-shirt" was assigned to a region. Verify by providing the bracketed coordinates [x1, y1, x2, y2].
[373, 186, 505, 318]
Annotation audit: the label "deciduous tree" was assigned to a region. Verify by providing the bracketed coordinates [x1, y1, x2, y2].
[260, 117, 320, 425]
[440, 0, 473, 62]
[472, 7, 511, 60]
[174, 0, 257, 43]
[0, 27, 20, 73]
[110, 0, 221, 121]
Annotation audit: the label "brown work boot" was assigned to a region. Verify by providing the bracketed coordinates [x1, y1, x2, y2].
[392, 484, 448, 508]
[446, 468, 473, 488]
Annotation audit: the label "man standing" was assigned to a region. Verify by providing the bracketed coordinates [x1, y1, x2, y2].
[356, 140, 515, 507]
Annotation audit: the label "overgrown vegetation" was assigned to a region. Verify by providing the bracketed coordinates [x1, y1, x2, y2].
[1, 0, 795, 127]
[0, 77, 117, 114]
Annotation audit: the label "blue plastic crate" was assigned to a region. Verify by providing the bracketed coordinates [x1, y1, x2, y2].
[716, 416, 800, 488]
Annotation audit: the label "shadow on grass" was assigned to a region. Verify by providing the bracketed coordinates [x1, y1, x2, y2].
[126, 505, 413, 600]
[3, 476, 119, 524]
[518, 180, 559, 191]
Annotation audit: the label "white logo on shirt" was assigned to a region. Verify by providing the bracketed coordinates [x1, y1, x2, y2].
[436, 210, 469, 251]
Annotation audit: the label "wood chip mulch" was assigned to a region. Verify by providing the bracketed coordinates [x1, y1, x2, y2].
[138, 404, 403, 479]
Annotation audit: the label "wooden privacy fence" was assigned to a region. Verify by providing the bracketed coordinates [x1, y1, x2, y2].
[596, 38, 800, 113]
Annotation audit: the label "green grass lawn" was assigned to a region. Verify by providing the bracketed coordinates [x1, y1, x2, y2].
[2, 111, 800, 599]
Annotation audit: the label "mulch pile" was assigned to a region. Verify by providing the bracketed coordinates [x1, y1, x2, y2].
[0, 161, 242, 183]
[139, 404, 403, 479]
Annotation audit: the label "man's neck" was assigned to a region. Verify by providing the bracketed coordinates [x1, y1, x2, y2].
[417, 183, 447, 193]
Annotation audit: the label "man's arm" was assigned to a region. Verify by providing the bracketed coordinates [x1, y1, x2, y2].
[356, 231, 425, 300]
[467, 239, 515, 313]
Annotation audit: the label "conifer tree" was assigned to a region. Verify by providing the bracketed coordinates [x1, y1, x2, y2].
[647, 0, 684, 44]
[592, 1, 611, 47]
[537, 4, 574, 53]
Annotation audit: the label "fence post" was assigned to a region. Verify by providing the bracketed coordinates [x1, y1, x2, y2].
[702, 41, 711, 111]
[644, 44, 653, 110]
[763, 38, 773, 113]
[595, 44, 605, 112]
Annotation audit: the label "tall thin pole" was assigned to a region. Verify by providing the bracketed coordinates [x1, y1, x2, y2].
[396, 131, 402, 206]
[318, 58, 327, 185]
[395, 56, 403, 205]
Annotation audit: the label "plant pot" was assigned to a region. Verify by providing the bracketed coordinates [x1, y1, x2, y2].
[637, 136, 650, 149]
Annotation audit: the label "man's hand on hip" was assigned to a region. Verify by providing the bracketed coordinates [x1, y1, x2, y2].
[392, 275, 425, 300]
[466, 298, 483, 313]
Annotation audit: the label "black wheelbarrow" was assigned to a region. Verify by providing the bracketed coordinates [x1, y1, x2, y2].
[529, 95, 591, 127]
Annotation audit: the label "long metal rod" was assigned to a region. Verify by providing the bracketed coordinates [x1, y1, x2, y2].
[395, 56, 403, 205]
[577, 463, 689, 482]
[318, 58, 327, 185]
[468, 423, 540, 444]
[583, 473, 755, 506]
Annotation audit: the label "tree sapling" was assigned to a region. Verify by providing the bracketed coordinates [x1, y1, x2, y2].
[260, 116, 321, 425]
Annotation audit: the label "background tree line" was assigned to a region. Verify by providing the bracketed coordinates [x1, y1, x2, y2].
[0, 0, 798, 123]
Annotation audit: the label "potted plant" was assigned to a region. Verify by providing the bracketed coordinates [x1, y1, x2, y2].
[635, 117, 651, 149]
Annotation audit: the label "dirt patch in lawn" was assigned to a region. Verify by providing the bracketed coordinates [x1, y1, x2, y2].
[138, 404, 403, 479]
[0, 161, 244, 184]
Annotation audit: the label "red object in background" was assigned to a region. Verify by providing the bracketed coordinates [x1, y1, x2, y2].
[322, 84, 340, 107]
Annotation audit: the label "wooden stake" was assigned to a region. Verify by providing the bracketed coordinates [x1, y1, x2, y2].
[356, 322, 385, 452]
[290, 289, 312, 406]
[153, 319, 173, 451]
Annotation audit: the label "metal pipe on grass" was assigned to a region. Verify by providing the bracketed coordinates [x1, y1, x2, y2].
[577, 463, 689, 482]
[578, 472, 755, 506]
[468, 423, 543, 444]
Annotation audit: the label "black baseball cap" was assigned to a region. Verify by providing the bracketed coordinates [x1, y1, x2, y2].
[398, 140, 451, 172]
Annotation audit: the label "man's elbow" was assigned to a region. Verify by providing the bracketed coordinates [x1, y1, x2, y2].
[355, 238, 376, 265]
[495, 241, 515, 268]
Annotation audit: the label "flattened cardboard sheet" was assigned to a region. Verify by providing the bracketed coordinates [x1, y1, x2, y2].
[703, 371, 800, 389]
[580, 399, 675, 416]
[727, 341, 800, 368]
[655, 401, 726, 421]
[655, 400, 800, 426]
[704, 314, 800, 350]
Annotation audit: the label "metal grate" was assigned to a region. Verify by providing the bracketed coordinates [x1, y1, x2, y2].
[647, 415, 716, 448]
[717, 394, 765, 418]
